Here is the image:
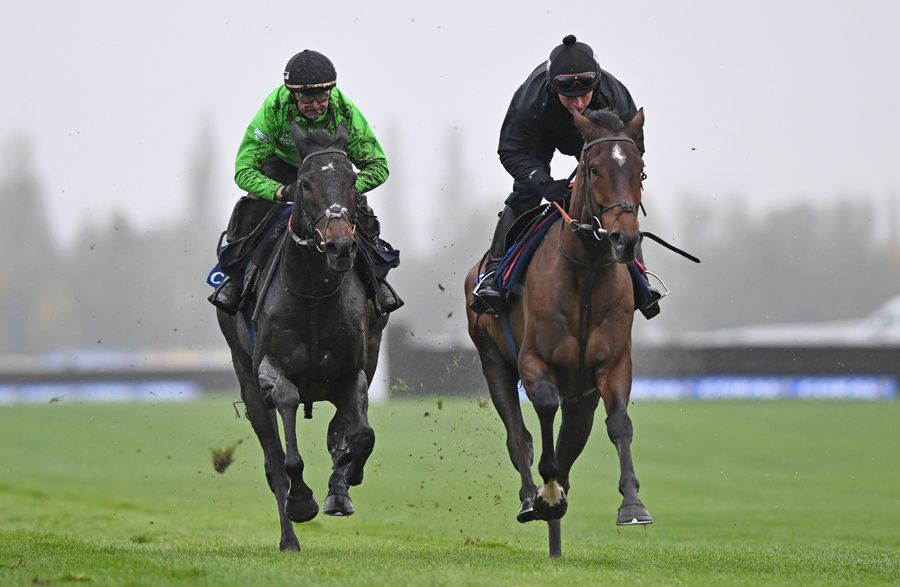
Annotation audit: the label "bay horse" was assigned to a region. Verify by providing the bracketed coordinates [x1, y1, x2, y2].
[465, 107, 652, 552]
[217, 123, 388, 551]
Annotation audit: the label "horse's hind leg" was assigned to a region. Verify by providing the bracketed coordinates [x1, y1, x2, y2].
[555, 390, 601, 495]
[600, 358, 652, 525]
[324, 370, 373, 516]
[472, 328, 538, 523]
[258, 356, 318, 524]
[227, 345, 299, 551]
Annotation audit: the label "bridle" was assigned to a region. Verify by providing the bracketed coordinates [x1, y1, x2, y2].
[552, 134, 700, 269]
[287, 147, 356, 253]
[572, 135, 642, 242]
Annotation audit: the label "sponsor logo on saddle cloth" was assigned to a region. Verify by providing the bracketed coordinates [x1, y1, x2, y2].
[207, 265, 226, 288]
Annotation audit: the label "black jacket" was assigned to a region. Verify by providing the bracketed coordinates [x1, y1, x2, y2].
[498, 62, 643, 204]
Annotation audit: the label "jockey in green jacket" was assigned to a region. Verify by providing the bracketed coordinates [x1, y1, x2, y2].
[209, 49, 400, 316]
[233, 84, 389, 200]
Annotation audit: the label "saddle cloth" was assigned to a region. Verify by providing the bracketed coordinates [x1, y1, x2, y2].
[495, 205, 561, 298]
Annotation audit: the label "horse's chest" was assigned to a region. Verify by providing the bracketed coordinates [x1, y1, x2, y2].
[264, 318, 366, 387]
[536, 311, 627, 370]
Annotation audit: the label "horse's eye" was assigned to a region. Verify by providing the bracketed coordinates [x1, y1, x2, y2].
[589, 166, 599, 176]
[300, 179, 313, 191]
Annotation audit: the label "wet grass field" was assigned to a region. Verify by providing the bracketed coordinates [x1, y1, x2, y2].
[1, 395, 897, 586]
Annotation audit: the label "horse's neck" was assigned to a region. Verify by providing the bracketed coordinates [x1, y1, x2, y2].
[280, 238, 338, 294]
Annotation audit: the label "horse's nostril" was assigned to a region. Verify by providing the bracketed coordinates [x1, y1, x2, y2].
[326, 238, 355, 258]
[610, 233, 640, 262]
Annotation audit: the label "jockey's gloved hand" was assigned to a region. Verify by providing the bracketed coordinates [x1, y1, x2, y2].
[278, 182, 297, 204]
[543, 178, 571, 204]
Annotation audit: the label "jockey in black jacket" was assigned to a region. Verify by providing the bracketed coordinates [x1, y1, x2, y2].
[470, 35, 662, 318]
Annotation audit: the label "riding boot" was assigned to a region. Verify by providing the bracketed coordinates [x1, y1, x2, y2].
[207, 276, 243, 316]
[628, 257, 663, 320]
[470, 206, 518, 316]
[378, 280, 404, 314]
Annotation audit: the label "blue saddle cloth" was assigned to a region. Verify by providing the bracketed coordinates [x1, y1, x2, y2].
[206, 206, 292, 288]
[495, 205, 561, 296]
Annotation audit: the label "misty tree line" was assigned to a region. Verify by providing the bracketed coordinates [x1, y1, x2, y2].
[2, 126, 900, 355]
[649, 194, 900, 333]
[0, 131, 223, 354]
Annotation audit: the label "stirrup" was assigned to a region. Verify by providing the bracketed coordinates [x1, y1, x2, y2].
[469, 292, 501, 316]
[643, 270, 670, 299]
[638, 271, 668, 320]
[471, 269, 504, 316]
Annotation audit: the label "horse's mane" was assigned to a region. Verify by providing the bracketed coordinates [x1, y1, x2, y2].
[584, 108, 624, 132]
[304, 128, 341, 149]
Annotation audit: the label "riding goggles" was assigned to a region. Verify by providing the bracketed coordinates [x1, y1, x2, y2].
[551, 71, 599, 92]
[294, 91, 330, 105]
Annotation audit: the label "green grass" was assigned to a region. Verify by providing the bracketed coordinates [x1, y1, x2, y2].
[0, 396, 897, 586]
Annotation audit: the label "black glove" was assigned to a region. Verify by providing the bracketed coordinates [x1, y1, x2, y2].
[543, 178, 571, 204]
[277, 182, 297, 204]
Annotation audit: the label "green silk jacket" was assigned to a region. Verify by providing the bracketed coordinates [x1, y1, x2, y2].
[234, 85, 389, 199]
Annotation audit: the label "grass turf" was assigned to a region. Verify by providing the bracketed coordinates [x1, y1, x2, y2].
[0, 396, 897, 586]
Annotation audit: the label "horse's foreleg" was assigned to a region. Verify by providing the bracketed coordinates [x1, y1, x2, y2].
[472, 329, 537, 522]
[324, 370, 373, 517]
[555, 390, 601, 494]
[363, 319, 387, 387]
[233, 351, 299, 551]
[599, 355, 652, 526]
[520, 352, 566, 521]
[258, 355, 318, 524]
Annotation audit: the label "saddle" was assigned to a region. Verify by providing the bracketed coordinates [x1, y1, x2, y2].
[207, 195, 401, 316]
[495, 204, 561, 299]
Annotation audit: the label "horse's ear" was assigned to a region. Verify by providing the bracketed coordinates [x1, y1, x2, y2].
[570, 107, 597, 139]
[334, 122, 349, 150]
[291, 121, 312, 157]
[624, 108, 645, 139]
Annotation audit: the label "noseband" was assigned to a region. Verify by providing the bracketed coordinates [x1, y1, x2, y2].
[575, 136, 640, 241]
[288, 148, 356, 252]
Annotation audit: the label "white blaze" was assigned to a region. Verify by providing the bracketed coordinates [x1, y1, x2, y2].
[612, 144, 627, 168]
[321, 162, 335, 172]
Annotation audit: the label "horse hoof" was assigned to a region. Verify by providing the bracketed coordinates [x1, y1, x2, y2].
[516, 497, 537, 523]
[617, 501, 653, 525]
[285, 494, 319, 523]
[532, 483, 568, 521]
[324, 493, 355, 517]
[280, 537, 300, 552]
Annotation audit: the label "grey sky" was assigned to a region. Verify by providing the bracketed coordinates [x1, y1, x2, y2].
[2, 0, 898, 247]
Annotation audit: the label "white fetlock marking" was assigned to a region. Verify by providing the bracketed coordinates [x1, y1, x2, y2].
[538, 481, 565, 506]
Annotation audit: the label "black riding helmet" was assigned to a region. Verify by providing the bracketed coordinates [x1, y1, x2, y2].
[546, 35, 601, 97]
[283, 50, 337, 94]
